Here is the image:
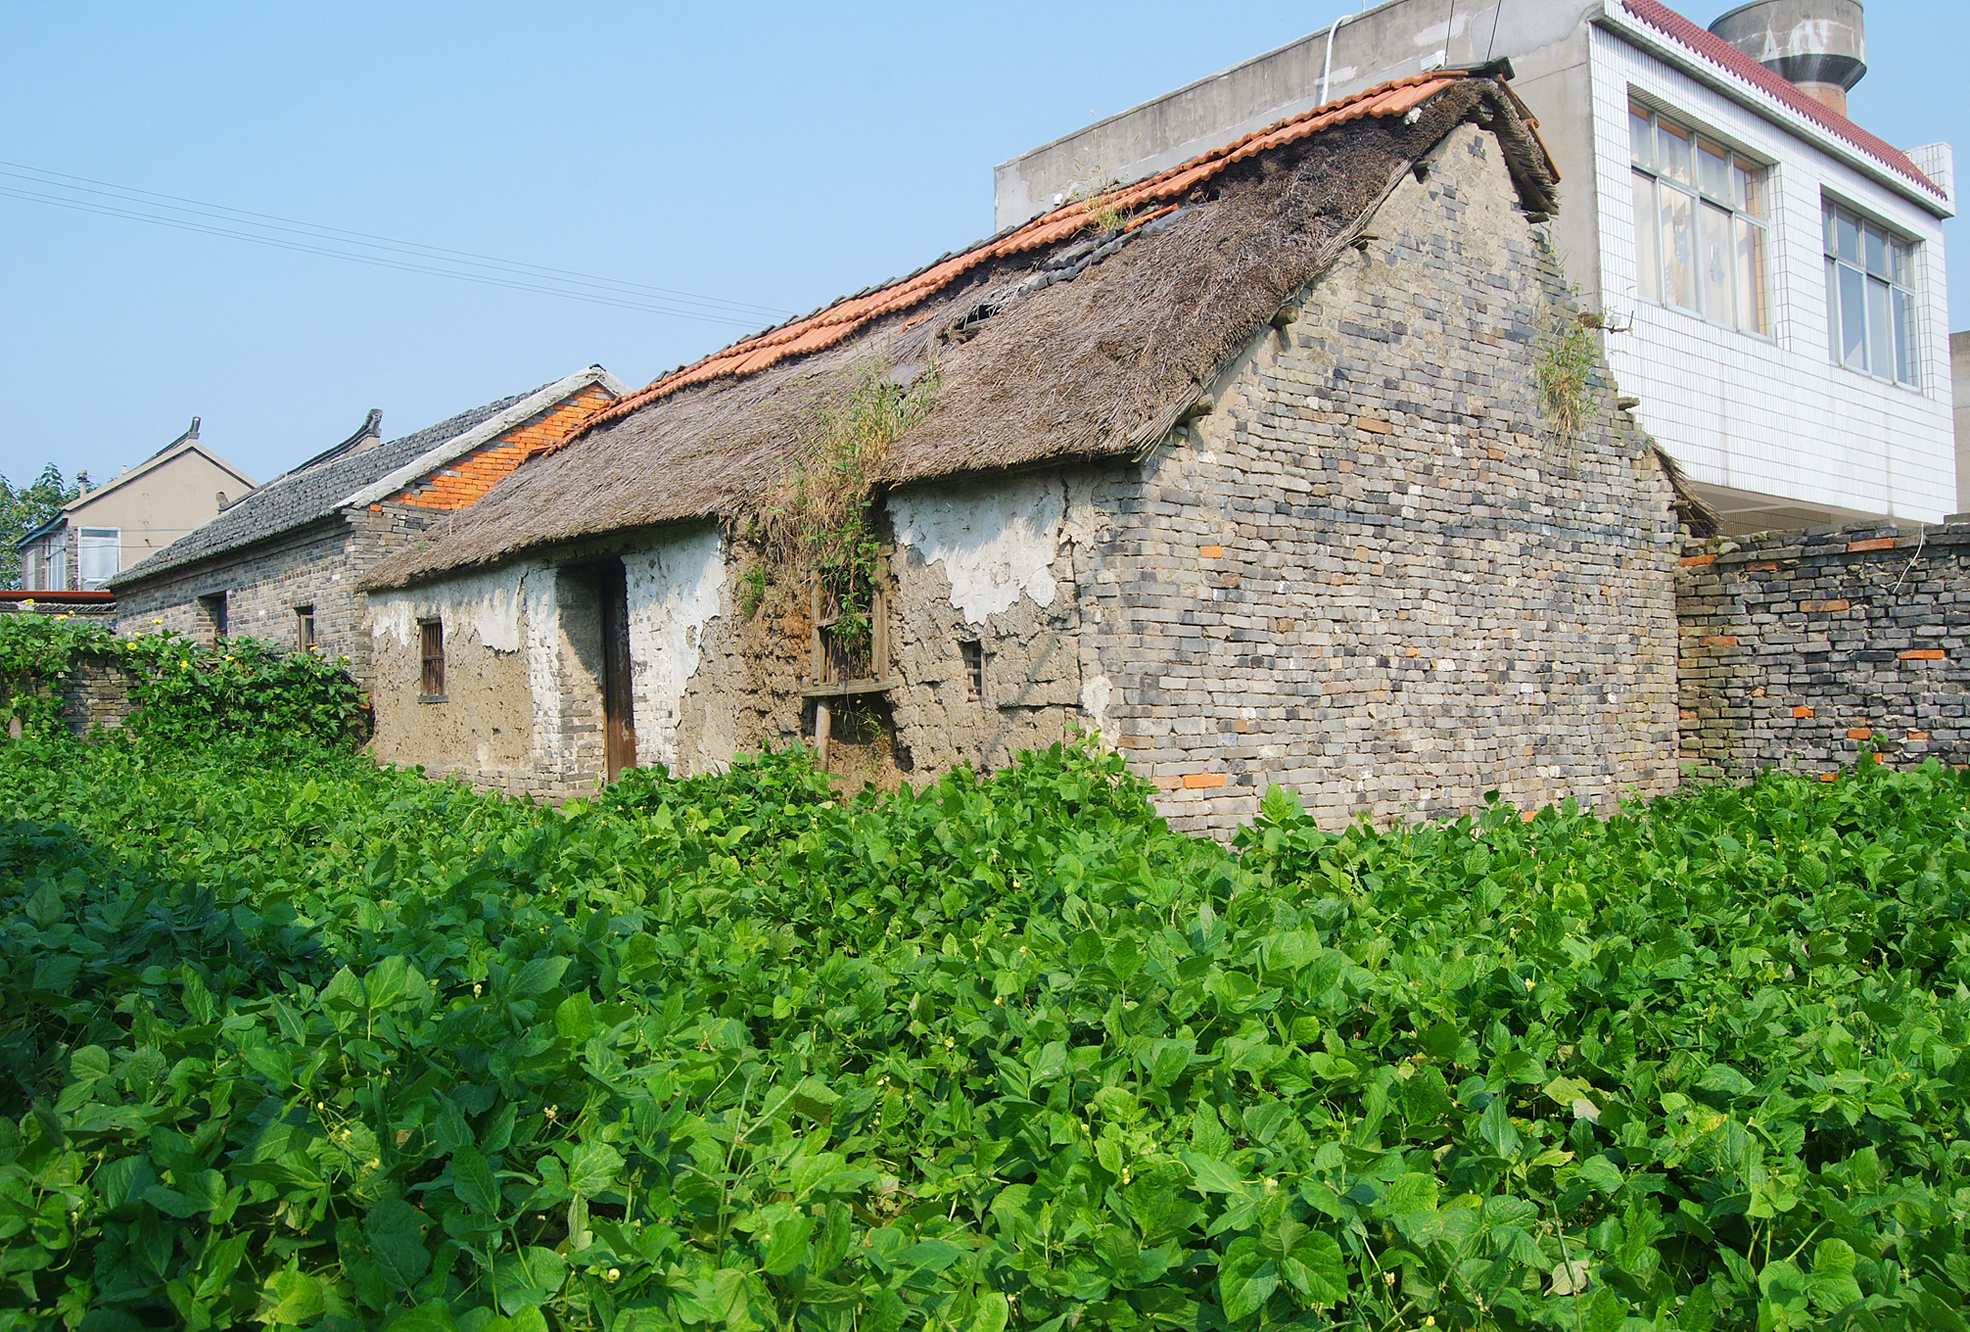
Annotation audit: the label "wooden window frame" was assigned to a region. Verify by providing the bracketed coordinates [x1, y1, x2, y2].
[295, 605, 316, 653]
[419, 619, 446, 702]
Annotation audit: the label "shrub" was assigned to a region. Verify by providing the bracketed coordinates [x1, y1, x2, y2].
[0, 611, 365, 745]
[0, 738, 1967, 1330]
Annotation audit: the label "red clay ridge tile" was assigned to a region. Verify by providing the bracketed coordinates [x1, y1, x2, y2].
[554, 73, 1467, 455]
[1622, 0, 1944, 199]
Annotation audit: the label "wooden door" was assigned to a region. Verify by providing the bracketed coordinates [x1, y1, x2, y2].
[599, 563, 637, 780]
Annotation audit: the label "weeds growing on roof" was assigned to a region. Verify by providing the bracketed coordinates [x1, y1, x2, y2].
[751, 363, 939, 649]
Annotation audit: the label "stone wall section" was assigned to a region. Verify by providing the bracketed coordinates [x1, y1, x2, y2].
[1677, 521, 1970, 776]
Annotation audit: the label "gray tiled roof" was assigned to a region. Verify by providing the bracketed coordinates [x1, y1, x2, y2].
[109, 387, 545, 588]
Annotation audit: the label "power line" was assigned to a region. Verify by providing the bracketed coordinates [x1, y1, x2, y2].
[0, 159, 793, 328]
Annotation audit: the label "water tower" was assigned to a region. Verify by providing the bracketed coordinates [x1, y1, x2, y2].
[1709, 0, 1866, 115]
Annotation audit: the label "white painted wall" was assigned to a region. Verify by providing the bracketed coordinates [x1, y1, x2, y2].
[1588, 22, 1955, 522]
[889, 473, 1066, 625]
[622, 528, 725, 771]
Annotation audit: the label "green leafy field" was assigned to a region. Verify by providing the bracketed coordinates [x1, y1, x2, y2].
[2, 738, 1968, 1332]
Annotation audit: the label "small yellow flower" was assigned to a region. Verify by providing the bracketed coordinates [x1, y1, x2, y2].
[606, 1268, 621, 1282]
[544, 1105, 558, 1120]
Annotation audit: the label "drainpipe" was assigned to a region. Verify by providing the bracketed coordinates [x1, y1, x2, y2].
[1318, 8, 1361, 106]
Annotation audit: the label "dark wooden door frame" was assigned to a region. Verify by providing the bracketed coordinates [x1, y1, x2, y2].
[597, 562, 637, 781]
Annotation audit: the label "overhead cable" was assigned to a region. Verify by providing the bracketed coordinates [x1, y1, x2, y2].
[0, 160, 791, 328]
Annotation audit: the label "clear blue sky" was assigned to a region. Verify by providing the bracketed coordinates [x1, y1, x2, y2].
[2, 1, 1963, 489]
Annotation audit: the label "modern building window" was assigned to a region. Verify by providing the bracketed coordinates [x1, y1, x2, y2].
[197, 592, 228, 643]
[1824, 201, 1919, 388]
[77, 528, 120, 590]
[420, 619, 446, 700]
[25, 532, 68, 592]
[1629, 103, 1769, 335]
[295, 605, 316, 652]
[960, 640, 985, 703]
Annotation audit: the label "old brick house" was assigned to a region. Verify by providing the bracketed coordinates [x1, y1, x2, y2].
[363, 74, 1695, 833]
[109, 366, 625, 683]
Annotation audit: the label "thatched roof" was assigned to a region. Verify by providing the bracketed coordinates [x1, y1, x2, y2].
[368, 73, 1558, 591]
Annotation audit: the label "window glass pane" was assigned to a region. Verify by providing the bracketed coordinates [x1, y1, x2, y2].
[1864, 225, 1890, 278]
[1663, 185, 1697, 310]
[1838, 263, 1868, 366]
[77, 529, 119, 590]
[1700, 201, 1734, 322]
[1892, 239, 1911, 285]
[1867, 277, 1893, 379]
[1737, 217, 1767, 334]
[1656, 122, 1692, 184]
[1892, 287, 1916, 386]
[1835, 210, 1862, 263]
[1630, 110, 1653, 169]
[1632, 171, 1660, 301]
[1697, 141, 1732, 202]
[1824, 207, 1837, 256]
[1736, 161, 1763, 216]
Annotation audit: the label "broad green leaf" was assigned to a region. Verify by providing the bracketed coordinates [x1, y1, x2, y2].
[1279, 1230, 1347, 1307]
[1181, 1151, 1246, 1196]
[1217, 1238, 1278, 1322]
[366, 1197, 432, 1289]
[513, 957, 571, 997]
[256, 1268, 327, 1327]
[567, 1141, 624, 1199]
[970, 1290, 1010, 1332]
[555, 991, 596, 1043]
[759, 1212, 814, 1275]
[492, 1246, 568, 1314]
[452, 1144, 501, 1216]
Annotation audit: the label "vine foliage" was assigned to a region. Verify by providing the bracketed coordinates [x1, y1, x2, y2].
[750, 365, 939, 647]
[0, 611, 365, 745]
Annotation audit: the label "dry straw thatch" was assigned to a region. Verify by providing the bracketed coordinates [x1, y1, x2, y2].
[368, 75, 1557, 591]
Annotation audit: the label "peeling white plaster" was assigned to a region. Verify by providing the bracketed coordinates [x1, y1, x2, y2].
[891, 473, 1064, 625]
[1080, 672, 1113, 733]
[523, 574, 565, 765]
[368, 567, 527, 654]
[623, 528, 725, 770]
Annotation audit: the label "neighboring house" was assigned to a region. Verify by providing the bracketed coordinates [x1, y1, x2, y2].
[363, 74, 1691, 832]
[16, 418, 256, 592]
[995, 0, 1955, 534]
[108, 366, 626, 684]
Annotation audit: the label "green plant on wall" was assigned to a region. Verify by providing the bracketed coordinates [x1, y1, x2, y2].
[0, 612, 365, 744]
[1537, 312, 1601, 446]
[753, 363, 939, 647]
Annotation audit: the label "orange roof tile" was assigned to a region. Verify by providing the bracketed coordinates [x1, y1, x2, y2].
[560, 73, 1461, 452]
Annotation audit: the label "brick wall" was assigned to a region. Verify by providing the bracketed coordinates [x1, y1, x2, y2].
[112, 516, 378, 674]
[1677, 520, 1970, 775]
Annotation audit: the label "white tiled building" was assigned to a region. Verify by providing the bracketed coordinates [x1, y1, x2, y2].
[1591, 2, 1954, 529]
[996, 0, 1957, 533]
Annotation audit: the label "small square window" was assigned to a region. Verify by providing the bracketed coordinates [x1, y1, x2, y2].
[420, 619, 446, 700]
[960, 640, 984, 703]
[295, 605, 316, 652]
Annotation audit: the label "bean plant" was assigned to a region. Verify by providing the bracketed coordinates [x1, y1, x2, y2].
[0, 736, 1966, 1331]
